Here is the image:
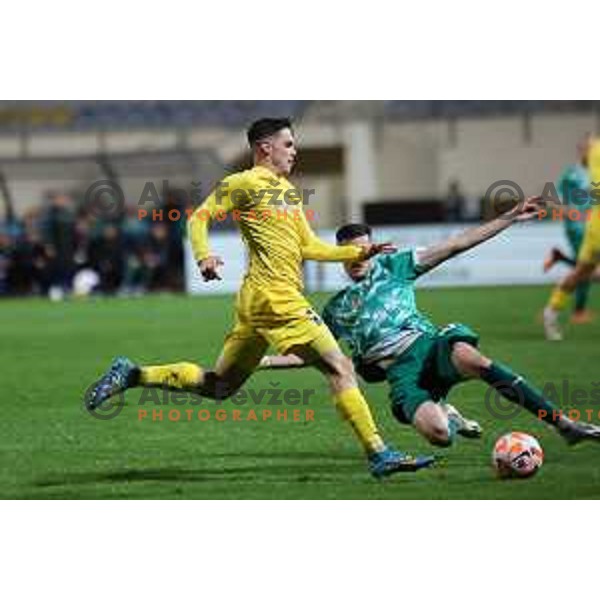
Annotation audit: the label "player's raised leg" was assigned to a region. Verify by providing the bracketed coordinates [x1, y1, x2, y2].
[450, 341, 600, 444]
[85, 322, 269, 410]
[543, 247, 574, 272]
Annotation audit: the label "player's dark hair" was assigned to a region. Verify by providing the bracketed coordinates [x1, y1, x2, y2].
[247, 118, 293, 147]
[336, 223, 372, 244]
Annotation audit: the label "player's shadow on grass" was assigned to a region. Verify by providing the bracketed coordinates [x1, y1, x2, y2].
[34, 453, 362, 488]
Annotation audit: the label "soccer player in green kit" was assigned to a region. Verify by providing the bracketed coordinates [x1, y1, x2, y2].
[543, 135, 596, 325]
[261, 196, 600, 447]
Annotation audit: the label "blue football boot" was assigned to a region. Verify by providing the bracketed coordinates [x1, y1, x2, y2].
[85, 356, 138, 410]
[369, 447, 435, 479]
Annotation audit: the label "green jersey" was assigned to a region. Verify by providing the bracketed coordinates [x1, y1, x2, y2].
[322, 250, 436, 365]
[556, 163, 591, 234]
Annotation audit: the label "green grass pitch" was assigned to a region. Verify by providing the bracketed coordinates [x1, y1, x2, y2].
[2, 285, 600, 499]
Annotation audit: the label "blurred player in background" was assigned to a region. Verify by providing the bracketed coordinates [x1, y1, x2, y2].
[85, 117, 434, 478]
[543, 135, 595, 324]
[260, 210, 600, 447]
[544, 138, 600, 340]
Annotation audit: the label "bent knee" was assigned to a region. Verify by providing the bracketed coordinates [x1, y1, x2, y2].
[419, 423, 453, 447]
[429, 429, 453, 447]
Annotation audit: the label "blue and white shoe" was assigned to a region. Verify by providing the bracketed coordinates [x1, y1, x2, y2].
[368, 447, 435, 478]
[446, 403, 482, 439]
[85, 356, 138, 410]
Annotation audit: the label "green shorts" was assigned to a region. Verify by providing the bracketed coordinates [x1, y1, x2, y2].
[387, 323, 479, 424]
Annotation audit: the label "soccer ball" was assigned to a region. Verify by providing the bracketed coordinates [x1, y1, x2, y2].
[492, 432, 544, 478]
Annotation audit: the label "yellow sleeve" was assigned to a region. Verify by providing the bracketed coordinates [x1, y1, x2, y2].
[298, 210, 363, 262]
[590, 139, 600, 188]
[188, 173, 244, 262]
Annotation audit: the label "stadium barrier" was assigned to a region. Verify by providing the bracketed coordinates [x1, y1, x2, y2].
[184, 222, 569, 295]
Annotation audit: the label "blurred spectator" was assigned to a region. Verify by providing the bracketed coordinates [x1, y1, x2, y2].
[88, 223, 125, 294]
[42, 193, 76, 296]
[8, 227, 51, 295]
[0, 183, 190, 299]
[73, 215, 92, 270]
[162, 189, 188, 289]
[0, 231, 12, 295]
[144, 223, 170, 291]
[121, 206, 151, 295]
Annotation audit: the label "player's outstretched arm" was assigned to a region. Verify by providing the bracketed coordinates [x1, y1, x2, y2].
[258, 354, 307, 369]
[417, 195, 544, 271]
[298, 209, 396, 262]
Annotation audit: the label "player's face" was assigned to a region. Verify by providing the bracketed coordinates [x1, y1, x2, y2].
[265, 128, 297, 175]
[341, 235, 371, 281]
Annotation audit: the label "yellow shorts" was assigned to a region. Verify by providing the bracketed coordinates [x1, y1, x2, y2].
[578, 209, 600, 265]
[217, 281, 340, 372]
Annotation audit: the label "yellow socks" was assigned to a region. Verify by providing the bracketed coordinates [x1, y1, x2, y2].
[549, 287, 571, 311]
[139, 362, 203, 390]
[334, 387, 385, 454]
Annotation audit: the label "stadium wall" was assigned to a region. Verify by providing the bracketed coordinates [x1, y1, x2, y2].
[1, 112, 597, 224]
[438, 113, 597, 198]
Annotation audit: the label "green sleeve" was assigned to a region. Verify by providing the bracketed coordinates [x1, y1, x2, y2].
[379, 249, 425, 282]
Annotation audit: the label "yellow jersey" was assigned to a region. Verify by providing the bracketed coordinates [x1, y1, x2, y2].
[188, 165, 362, 295]
[577, 139, 600, 263]
[590, 139, 600, 201]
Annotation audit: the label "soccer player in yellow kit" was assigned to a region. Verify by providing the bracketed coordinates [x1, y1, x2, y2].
[86, 118, 434, 478]
[544, 138, 600, 340]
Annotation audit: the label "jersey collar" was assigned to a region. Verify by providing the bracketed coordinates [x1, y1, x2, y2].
[252, 164, 283, 182]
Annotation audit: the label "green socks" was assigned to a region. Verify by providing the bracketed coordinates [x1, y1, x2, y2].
[481, 362, 560, 425]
